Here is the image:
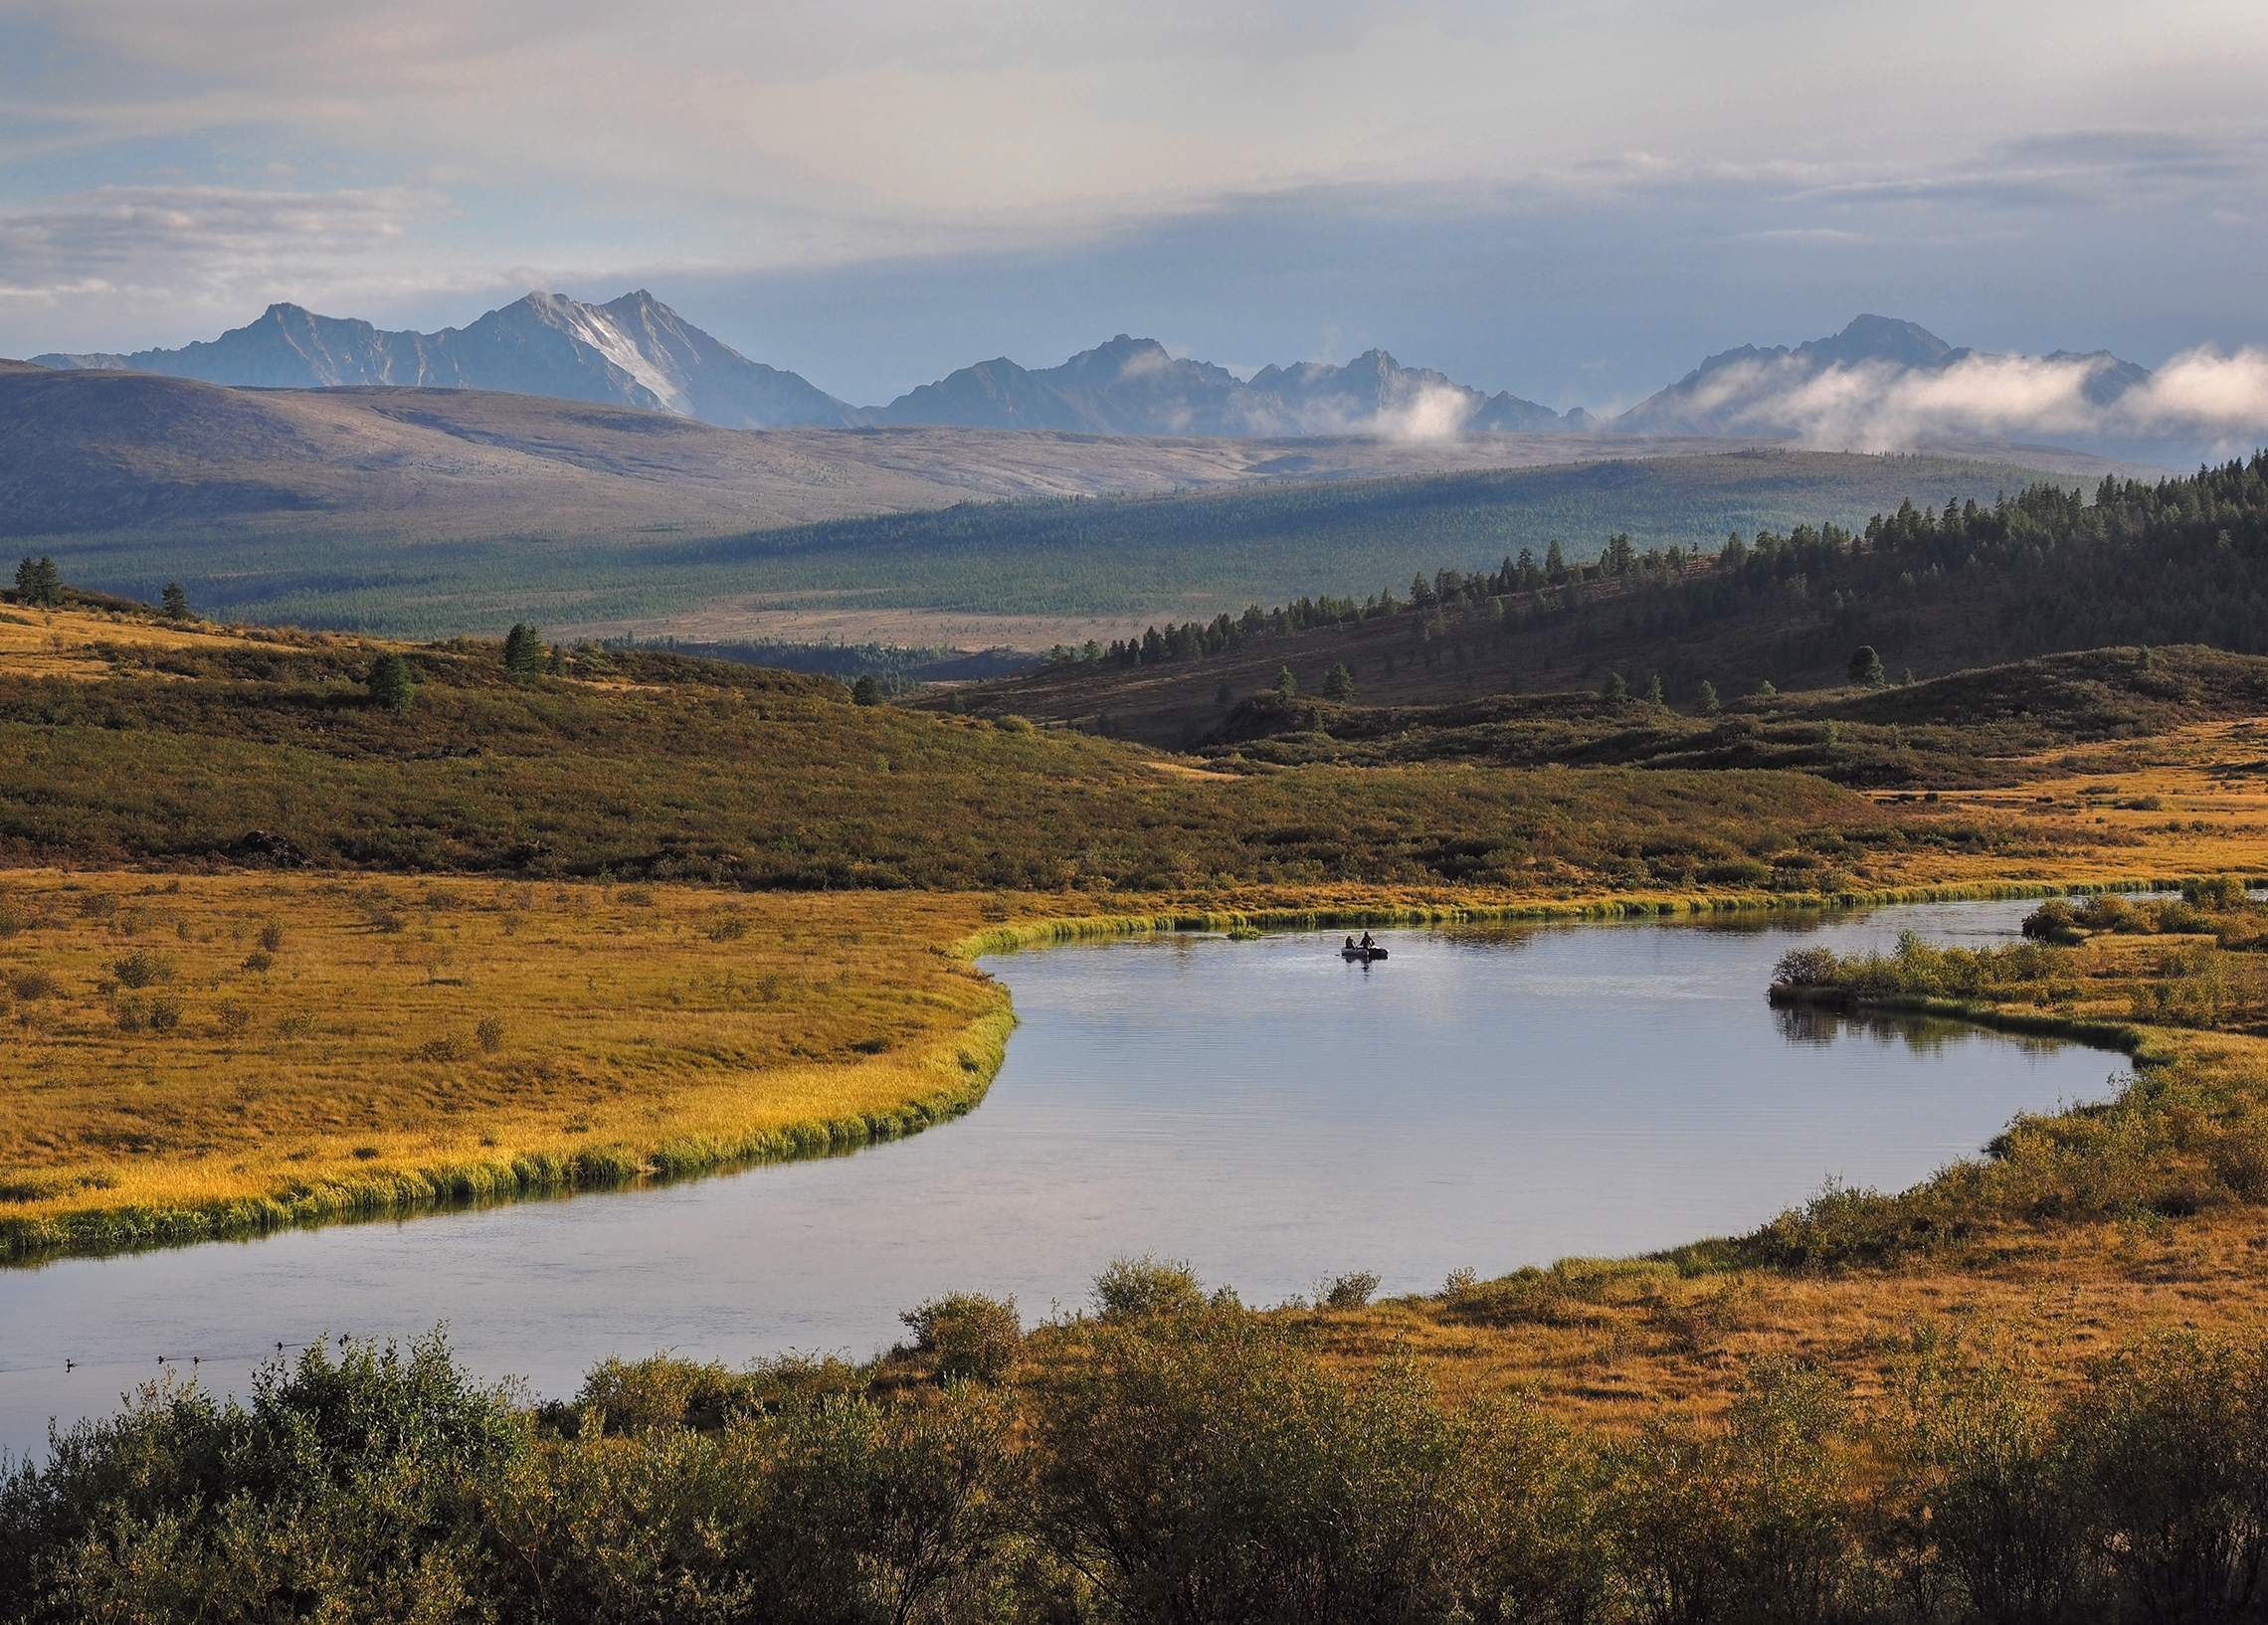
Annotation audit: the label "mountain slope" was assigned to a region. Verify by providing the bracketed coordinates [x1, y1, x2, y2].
[33, 291, 858, 431]
[1617, 313, 2156, 438]
[865, 333, 1586, 436]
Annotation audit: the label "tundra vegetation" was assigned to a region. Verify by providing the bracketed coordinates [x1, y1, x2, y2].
[10, 1268, 2268, 1624]
[11, 456, 2268, 1619]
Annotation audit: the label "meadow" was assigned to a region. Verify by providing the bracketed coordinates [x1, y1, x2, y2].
[0, 873, 1011, 1258]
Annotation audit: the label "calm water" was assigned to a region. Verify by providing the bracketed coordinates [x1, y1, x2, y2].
[0, 900, 2125, 1460]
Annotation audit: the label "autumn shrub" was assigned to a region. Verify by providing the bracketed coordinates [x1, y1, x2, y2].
[1090, 1254, 1207, 1322]
[900, 1291, 1022, 1383]
[107, 948, 174, 989]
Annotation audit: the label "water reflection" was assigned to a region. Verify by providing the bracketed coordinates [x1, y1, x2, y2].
[1772, 1005, 2092, 1058]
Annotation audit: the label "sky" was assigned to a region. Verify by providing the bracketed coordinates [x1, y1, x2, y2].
[3, 0, 2265, 415]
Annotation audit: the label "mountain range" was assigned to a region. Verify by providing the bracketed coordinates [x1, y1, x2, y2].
[32, 295, 2176, 452]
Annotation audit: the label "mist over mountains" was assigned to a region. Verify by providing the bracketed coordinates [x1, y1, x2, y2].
[28, 294, 2268, 460]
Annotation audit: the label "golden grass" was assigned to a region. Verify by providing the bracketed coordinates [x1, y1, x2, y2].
[1286, 1194, 2268, 1436]
[0, 603, 323, 680]
[7, 705, 2268, 1258]
[0, 872, 1011, 1251]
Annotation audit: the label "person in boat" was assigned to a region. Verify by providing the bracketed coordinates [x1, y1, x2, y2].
[1344, 935, 1357, 951]
[1358, 931, 1375, 951]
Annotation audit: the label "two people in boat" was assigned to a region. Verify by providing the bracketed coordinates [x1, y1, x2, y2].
[1342, 932, 1378, 953]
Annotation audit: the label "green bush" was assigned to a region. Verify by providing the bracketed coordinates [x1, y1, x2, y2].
[900, 1291, 1022, 1383]
[107, 949, 174, 989]
[1091, 1255, 1208, 1322]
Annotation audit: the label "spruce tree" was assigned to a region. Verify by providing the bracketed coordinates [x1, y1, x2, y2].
[1847, 644, 1886, 687]
[17, 555, 63, 608]
[503, 623, 544, 678]
[1272, 665, 1297, 698]
[1322, 663, 1355, 702]
[366, 652, 415, 714]
[850, 674, 883, 706]
[1602, 671, 1628, 706]
[161, 582, 190, 620]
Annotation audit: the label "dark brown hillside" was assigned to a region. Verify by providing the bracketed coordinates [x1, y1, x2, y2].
[909, 550, 2003, 747]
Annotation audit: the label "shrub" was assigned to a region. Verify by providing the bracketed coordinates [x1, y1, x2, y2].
[1091, 1255, 1207, 1322]
[215, 1001, 253, 1035]
[1321, 1270, 1381, 1308]
[420, 1034, 471, 1063]
[1772, 947, 1841, 988]
[146, 996, 182, 1032]
[2021, 898, 2086, 944]
[900, 1292, 1022, 1383]
[77, 891, 118, 920]
[707, 914, 748, 942]
[6, 968, 58, 1000]
[2184, 874, 2251, 910]
[108, 949, 174, 989]
[995, 713, 1036, 735]
[258, 921, 285, 953]
[242, 950, 275, 973]
[476, 1015, 506, 1053]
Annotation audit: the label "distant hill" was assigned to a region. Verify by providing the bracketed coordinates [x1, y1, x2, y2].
[927, 453, 2268, 752]
[32, 290, 860, 431]
[864, 333, 1588, 436]
[0, 360, 2100, 641]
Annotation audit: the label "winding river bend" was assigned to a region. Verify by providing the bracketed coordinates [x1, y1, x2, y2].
[0, 900, 2126, 1458]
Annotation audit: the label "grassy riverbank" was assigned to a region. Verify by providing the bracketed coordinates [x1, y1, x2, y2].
[7, 860, 2263, 1262]
[0, 875, 1021, 1259]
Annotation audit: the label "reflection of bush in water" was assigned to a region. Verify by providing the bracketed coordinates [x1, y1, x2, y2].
[1774, 1006, 2046, 1055]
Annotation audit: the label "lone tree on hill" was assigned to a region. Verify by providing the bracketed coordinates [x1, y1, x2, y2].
[1848, 644, 1886, 687]
[503, 623, 546, 679]
[161, 582, 190, 620]
[1644, 672, 1665, 706]
[14, 555, 62, 608]
[366, 652, 415, 715]
[1602, 671, 1628, 707]
[850, 674, 883, 706]
[1272, 665, 1297, 698]
[1322, 663, 1355, 701]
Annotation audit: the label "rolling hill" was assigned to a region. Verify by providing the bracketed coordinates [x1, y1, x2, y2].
[0, 360, 2099, 640]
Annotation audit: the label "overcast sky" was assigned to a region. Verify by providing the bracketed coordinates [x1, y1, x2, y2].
[3, 0, 2264, 410]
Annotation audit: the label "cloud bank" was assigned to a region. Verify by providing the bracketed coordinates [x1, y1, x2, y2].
[1683, 347, 2268, 458]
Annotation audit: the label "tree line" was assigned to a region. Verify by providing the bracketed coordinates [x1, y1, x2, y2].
[1058, 451, 2268, 683]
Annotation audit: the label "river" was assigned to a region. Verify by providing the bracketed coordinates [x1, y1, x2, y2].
[0, 899, 2124, 1459]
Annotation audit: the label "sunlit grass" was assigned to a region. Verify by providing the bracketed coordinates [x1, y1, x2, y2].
[0, 872, 1010, 1249]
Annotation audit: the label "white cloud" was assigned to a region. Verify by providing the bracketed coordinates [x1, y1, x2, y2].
[1701, 347, 2268, 454]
